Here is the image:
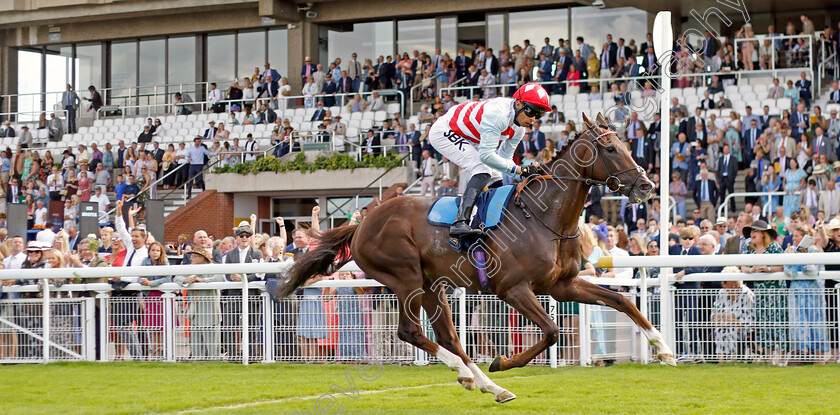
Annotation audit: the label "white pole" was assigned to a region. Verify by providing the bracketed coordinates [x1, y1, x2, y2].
[242, 276, 249, 365]
[653, 11, 674, 353]
[42, 280, 50, 364]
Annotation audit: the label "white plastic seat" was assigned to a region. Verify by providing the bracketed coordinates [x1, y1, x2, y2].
[293, 108, 306, 117]
[373, 111, 387, 122]
[361, 111, 375, 120]
[292, 115, 304, 124]
[93, 119, 104, 127]
[103, 119, 114, 127]
[360, 119, 373, 129]
[386, 103, 400, 114]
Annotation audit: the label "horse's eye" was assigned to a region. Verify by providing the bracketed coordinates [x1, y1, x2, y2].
[606, 146, 617, 153]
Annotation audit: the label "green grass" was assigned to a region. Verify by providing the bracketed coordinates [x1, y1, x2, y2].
[1, 362, 837, 414]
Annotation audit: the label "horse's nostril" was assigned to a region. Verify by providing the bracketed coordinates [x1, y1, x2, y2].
[639, 182, 653, 192]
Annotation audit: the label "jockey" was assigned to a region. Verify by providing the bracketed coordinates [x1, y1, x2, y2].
[430, 82, 551, 237]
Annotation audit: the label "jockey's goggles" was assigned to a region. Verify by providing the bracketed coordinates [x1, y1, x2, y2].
[520, 102, 546, 119]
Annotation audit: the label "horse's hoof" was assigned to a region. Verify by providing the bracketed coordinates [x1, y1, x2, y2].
[495, 390, 517, 404]
[489, 355, 506, 372]
[658, 353, 677, 366]
[458, 377, 476, 391]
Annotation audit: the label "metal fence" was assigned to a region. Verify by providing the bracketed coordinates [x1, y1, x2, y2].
[1, 271, 838, 366]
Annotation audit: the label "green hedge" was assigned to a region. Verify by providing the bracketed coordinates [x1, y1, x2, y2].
[212, 153, 405, 175]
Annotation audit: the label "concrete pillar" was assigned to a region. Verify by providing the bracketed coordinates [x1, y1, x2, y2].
[286, 21, 319, 95]
[0, 34, 18, 117]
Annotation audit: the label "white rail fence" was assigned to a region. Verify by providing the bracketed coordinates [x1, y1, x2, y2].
[0, 256, 837, 366]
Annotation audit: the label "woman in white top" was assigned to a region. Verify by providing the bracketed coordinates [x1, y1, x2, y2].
[242, 77, 257, 104]
[214, 123, 230, 141]
[278, 77, 292, 112]
[302, 76, 319, 109]
[796, 136, 811, 168]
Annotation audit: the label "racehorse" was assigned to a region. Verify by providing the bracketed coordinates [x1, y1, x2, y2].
[275, 113, 675, 403]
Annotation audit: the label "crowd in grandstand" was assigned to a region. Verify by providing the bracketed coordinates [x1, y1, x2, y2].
[0, 15, 839, 365]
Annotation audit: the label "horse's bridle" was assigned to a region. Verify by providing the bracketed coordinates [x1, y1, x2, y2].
[513, 128, 648, 240]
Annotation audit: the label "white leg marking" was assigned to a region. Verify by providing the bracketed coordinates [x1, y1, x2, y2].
[643, 327, 676, 366]
[437, 347, 473, 380]
[468, 362, 513, 400]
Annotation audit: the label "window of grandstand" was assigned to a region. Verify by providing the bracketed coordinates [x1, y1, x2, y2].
[327, 21, 394, 66]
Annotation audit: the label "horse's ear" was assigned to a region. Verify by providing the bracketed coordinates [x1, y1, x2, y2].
[582, 113, 595, 130]
[595, 112, 608, 126]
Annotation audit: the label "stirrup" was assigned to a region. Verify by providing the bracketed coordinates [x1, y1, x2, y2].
[450, 221, 482, 237]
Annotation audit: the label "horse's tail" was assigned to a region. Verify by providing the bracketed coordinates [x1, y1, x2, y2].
[276, 225, 358, 298]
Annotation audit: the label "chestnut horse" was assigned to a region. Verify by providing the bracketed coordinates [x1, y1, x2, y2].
[275, 113, 675, 403]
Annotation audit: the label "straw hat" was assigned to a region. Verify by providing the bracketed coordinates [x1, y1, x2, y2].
[187, 247, 213, 262]
[825, 218, 840, 231]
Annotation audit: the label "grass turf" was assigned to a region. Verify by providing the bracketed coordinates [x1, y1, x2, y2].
[1, 362, 837, 414]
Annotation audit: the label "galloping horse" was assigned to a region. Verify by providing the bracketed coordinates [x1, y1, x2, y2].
[275, 113, 675, 403]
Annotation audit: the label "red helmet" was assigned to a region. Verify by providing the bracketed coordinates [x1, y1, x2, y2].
[513, 83, 551, 112]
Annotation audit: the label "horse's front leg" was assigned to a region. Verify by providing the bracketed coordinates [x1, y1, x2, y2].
[489, 283, 560, 372]
[551, 277, 676, 366]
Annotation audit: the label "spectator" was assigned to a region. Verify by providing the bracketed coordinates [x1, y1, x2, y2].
[185, 137, 216, 199]
[712, 266, 756, 363]
[693, 169, 719, 221]
[784, 225, 828, 362]
[783, 158, 807, 216]
[175, 247, 225, 360]
[139, 241, 171, 359]
[739, 220, 786, 364]
[173, 92, 194, 116]
[89, 186, 110, 224]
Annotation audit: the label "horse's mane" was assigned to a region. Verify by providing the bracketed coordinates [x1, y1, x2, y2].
[548, 116, 611, 169]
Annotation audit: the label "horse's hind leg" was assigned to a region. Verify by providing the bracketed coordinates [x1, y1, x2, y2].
[421, 284, 515, 403]
[552, 278, 676, 366]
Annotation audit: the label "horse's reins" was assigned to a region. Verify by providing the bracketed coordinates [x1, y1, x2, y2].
[513, 130, 646, 241]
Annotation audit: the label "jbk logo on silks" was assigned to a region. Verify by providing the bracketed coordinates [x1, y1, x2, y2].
[444, 129, 469, 151]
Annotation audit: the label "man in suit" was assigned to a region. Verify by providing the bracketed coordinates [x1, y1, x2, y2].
[540, 38, 554, 64]
[795, 71, 812, 109]
[774, 145, 793, 178]
[531, 121, 546, 150]
[687, 108, 706, 136]
[690, 123, 707, 147]
[203, 121, 217, 141]
[820, 179, 840, 217]
[671, 98, 688, 119]
[6, 177, 21, 203]
[259, 103, 277, 124]
[338, 70, 354, 94]
[790, 102, 808, 141]
[724, 213, 753, 254]
[767, 78, 784, 99]
[417, 150, 440, 197]
[741, 119, 761, 166]
[827, 110, 840, 140]
[256, 74, 280, 109]
[222, 222, 264, 358]
[702, 31, 718, 57]
[321, 74, 337, 107]
[483, 48, 500, 77]
[407, 124, 423, 169]
[699, 91, 715, 110]
[622, 202, 648, 233]
[454, 49, 470, 81]
[181, 229, 223, 265]
[553, 49, 571, 94]
[62, 84, 80, 134]
[799, 178, 819, 214]
[47, 113, 63, 142]
[311, 102, 328, 122]
[584, 186, 602, 220]
[362, 129, 382, 157]
[812, 127, 837, 163]
[693, 169, 719, 221]
[616, 38, 632, 62]
[717, 144, 738, 211]
[829, 81, 840, 104]
[626, 112, 651, 171]
[376, 56, 393, 89]
[300, 56, 317, 84]
[395, 67, 413, 108]
[605, 34, 618, 69]
[137, 124, 154, 143]
[641, 47, 658, 75]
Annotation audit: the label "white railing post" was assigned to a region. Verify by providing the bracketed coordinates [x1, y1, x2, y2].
[262, 291, 274, 363]
[97, 292, 110, 362]
[162, 290, 176, 362]
[241, 277, 249, 365]
[41, 280, 50, 364]
[84, 297, 96, 361]
[579, 303, 590, 366]
[414, 307, 430, 366]
[458, 288, 466, 352]
[660, 270, 675, 357]
[638, 267, 650, 364]
[549, 297, 558, 368]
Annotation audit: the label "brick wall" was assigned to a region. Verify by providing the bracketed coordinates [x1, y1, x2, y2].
[164, 190, 235, 242]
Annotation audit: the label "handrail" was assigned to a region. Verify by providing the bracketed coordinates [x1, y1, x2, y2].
[409, 75, 435, 116]
[734, 34, 813, 98]
[716, 190, 785, 220]
[818, 38, 838, 96]
[103, 162, 190, 217]
[96, 90, 406, 121]
[438, 66, 815, 101]
[601, 195, 677, 220]
[323, 153, 410, 222]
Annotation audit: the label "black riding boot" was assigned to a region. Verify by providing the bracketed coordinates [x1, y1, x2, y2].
[450, 174, 490, 237]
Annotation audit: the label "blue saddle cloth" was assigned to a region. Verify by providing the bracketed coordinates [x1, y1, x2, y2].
[427, 185, 516, 230]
